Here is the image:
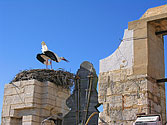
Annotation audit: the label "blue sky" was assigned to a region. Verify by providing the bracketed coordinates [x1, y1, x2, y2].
[0, 0, 167, 122]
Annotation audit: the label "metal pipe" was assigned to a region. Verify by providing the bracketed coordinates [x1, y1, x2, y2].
[75, 75, 80, 125]
[75, 76, 79, 125]
[85, 112, 99, 125]
[83, 73, 93, 124]
[155, 30, 167, 35]
[77, 76, 80, 124]
[156, 78, 167, 83]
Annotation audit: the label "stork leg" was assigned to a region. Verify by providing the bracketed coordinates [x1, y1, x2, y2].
[46, 59, 48, 69]
[50, 60, 52, 69]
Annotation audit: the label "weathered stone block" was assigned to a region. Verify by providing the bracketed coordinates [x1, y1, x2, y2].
[2, 72, 70, 125]
[2, 105, 10, 117]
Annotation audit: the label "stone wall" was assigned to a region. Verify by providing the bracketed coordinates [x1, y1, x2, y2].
[1, 79, 70, 125]
[99, 69, 165, 124]
[99, 5, 167, 125]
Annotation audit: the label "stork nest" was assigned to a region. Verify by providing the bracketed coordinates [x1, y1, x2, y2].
[11, 69, 75, 89]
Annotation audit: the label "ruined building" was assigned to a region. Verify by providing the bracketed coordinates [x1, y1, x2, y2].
[1, 4, 167, 125]
[1, 69, 73, 125]
[99, 5, 167, 125]
[1, 62, 99, 125]
[63, 61, 99, 125]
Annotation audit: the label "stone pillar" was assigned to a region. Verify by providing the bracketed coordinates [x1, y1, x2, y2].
[99, 5, 167, 125]
[1, 69, 72, 125]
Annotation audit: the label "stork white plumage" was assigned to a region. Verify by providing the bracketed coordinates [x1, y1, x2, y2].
[41, 41, 48, 53]
[36, 41, 69, 69]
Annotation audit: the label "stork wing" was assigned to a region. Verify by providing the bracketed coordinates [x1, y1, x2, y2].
[36, 53, 51, 65]
[44, 50, 58, 62]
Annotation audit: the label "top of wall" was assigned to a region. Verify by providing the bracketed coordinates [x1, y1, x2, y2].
[141, 5, 167, 19]
[99, 29, 134, 73]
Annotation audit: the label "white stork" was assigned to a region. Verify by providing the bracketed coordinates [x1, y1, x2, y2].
[36, 41, 69, 69]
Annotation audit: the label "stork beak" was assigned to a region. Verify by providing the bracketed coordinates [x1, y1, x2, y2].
[62, 58, 69, 62]
[41, 41, 46, 45]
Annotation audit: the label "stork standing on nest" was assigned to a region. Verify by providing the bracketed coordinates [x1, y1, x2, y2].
[36, 41, 69, 69]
